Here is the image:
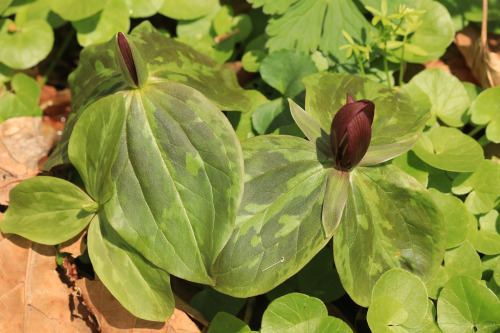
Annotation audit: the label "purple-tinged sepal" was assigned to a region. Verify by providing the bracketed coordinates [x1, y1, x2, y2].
[115, 32, 148, 88]
[330, 93, 375, 170]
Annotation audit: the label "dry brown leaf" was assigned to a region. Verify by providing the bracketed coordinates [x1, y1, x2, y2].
[0, 117, 56, 204]
[455, 24, 500, 87]
[59, 230, 87, 257]
[76, 278, 201, 333]
[0, 224, 95, 332]
[424, 45, 479, 84]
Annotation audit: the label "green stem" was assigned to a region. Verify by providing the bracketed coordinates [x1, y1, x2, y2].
[468, 124, 487, 137]
[243, 297, 256, 326]
[477, 134, 490, 147]
[383, 40, 391, 89]
[40, 28, 75, 87]
[355, 53, 365, 77]
[398, 33, 408, 85]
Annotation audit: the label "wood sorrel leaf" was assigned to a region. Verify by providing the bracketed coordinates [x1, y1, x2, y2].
[466, 210, 500, 255]
[125, 0, 163, 18]
[437, 276, 500, 332]
[213, 135, 330, 297]
[334, 164, 445, 306]
[103, 82, 243, 285]
[368, 269, 428, 329]
[302, 73, 428, 166]
[159, 0, 218, 20]
[470, 86, 500, 143]
[88, 213, 174, 321]
[402, 69, 469, 127]
[1, 177, 96, 245]
[51, 0, 106, 21]
[412, 126, 484, 172]
[260, 293, 351, 333]
[68, 95, 126, 204]
[208, 312, 251, 333]
[43, 21, 264, 171]
[0, 73, 42, 122]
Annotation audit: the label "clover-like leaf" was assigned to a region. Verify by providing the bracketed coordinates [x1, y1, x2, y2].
[51, 0, 107, 21]
[190, 287, 246, 321]
[43, 21, 264, 170]
[412, 127, 484, 172]
[451, 159, 500, 214]
[0, 73, 42, 122]
[1, 177, 97, 245]
[0, 19, 54, 69]
[402, 69, 469, 127]
[208, 312, 251, 333]
[334, 164, 445, 306]
[437, 276, 500, 332]
[88, 212, 174, 321]
[102, 82, 243, 285]
[392, 151, 429, 186]
[368, 269, 428, 330]
[159, 0, 218, 20]
[125, 0, 163, 18]
[213, 135, 330, 297]
[466, 210, 500, 255]
[470, 86, 500, 143]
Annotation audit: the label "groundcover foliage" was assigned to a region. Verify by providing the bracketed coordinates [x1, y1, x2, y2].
[1, 0, 500, 332]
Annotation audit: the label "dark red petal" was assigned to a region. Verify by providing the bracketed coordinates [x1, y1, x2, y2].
[117, 32, 138, 86]
[346, 112, 372, 168]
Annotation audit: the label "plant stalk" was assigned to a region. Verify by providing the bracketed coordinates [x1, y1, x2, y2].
[355, 52, 365, 77]
[383, 40, 391, 89]
[40, 28, 75, 87]
[398, 34, 408, 85]
[243, 297, 256, 326]
[468, 124, 486, 137]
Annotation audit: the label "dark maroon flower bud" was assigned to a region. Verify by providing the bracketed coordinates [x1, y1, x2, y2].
[330, 93, 375, 170]
[117, 32, 138, 86]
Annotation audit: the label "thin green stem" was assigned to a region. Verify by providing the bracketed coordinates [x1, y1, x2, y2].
[398, 33, 408, 85]
[40, 28, 75, 87]
[355, 52, 365, 77]
[383, 40, 391, 89]
[477, 134, 490, 147]
[243, 297, 256, 326]
[468, 124, 487, 137]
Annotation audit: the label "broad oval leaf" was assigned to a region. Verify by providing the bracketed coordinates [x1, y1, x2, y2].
[103, 82, 243, 285]
[467, 210, 500, 255]
[43, 21, 264, 170]
[334, 164, 445, 306]
[88, 213, 174, 322]
[213, 135, 330, 297]
[1, 177, 96, 245]
[369, 269, 428, 329]
[302, 73, 428, 166]
[0, 19, 54, 69]
[470, 86, 500, 143]
[402, 69, 469, 127]
[208, 312, 251, 333]
[412, 127, 484, 172]
[68, 94, 126, 204]
[437, 276, 500, 333]
[51, 0, 106, 21]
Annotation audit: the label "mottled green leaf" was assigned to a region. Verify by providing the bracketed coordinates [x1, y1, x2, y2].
[103, 82, 243, 285]
[0, 73, 41, 122]
[322, 168, 350, 237]
[43, 21, 264, 170]
[88, 213, 174, 321]
[260, 50, 318, 98]
[451, 159, 500, 214]
[426, 242, 482, 299]
[334, 164, 445, 306]
[412, 127, 483, 172]
[303, 73, 428, 166]
[429, 189, 474, 249]
[68, 94, 126, 204]
[213, 135, 330, 297]
[392, 151, 429, 186]
[51, 0, 106, 21]
[1, 177, 96, 245]
[159, 0, 218, 20]
[466, 210, 500, 255]
[437, 276, 500, 333]
[368, 269, 428, 330]
[190, 287, 246, 321]
[0, 18, 53, 69]
[402, 69, 469, 127]
[73, 0, 130, 47]
[261, 293, 352, 333]
[208, 312, 251, 333]
[470, 86, 500, 143]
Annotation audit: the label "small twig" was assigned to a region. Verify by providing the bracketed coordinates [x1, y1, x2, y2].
[214, 29, 240, 44]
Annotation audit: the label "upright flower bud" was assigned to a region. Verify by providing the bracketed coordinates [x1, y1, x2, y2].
[330, 93, 375, 170]
[115, 32, 149, 88]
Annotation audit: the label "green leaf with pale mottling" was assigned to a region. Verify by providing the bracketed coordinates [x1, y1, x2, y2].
[402, 69, 469, 127]
[334, 164, 445, 306]
[1, 177, 96, 245]
[68, 94, 126, 204]
[261, 293, 352, 333]
[412, 127, 483, 172]
[302, 73, 428, 166]
[322, 168, 350, 237]
[88, 213, 174, 321]
[213, 135, 330, 297]
[102, 82, 243, 285]
[451, 159, 500, 214]
[437, 276, 500, 333]
[470, 86, 500, 143]
[426, 242, 482, 299]
[43, 21, 265, 170]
